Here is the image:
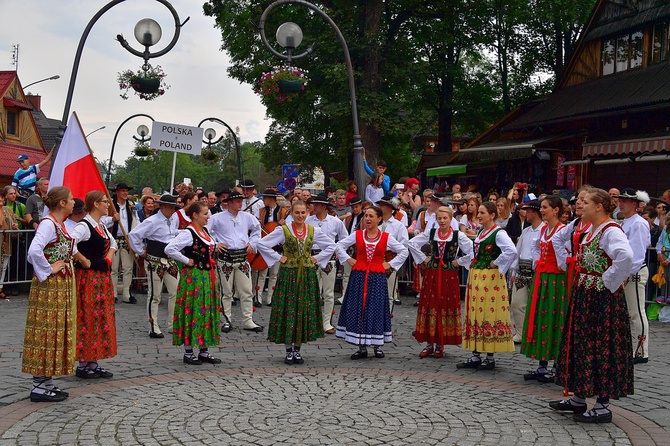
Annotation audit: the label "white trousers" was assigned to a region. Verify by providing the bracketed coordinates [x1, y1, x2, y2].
[510, 282, 530, 336]
[624, 266, 649, 358]
[340, 260, 352, 303]
[216, 260, 258, 329]
[317, 260, 337, 331]
[252, 262, 281, 304]
[145, 258, 179, 334]
[387, 270, 398, 309]
[111, 242, 134, 300]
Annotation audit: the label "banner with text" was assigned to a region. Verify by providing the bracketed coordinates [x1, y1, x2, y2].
[150, 121, 204, 155]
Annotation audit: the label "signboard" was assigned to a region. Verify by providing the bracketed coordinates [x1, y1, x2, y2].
[556, 154, 566, 186]
[150, 121, 204, 155]
[282, 164, 299, 178]
[283, 177, 297, 190]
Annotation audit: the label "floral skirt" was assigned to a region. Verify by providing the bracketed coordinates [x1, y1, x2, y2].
[172, 265, 220, 348]
[76, 269, 117, 362]
[462, 268, 514, 353]
[336, 270, 392, 346]
[22, 274, 76, 377]
[268, 265, 324, 344]
[520, 271, 568, 361]
[555, 283, 633, 398]
[415, 267, 462, 346]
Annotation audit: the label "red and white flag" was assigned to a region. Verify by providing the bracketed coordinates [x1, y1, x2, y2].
[48, 112, 107, 199]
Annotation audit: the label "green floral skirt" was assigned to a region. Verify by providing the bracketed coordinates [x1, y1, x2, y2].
[172, 265, 220, 348]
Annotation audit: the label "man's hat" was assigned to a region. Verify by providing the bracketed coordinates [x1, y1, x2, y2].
[568, 195, 578, 205]
[428, 192, 446, 204]
[349, 197, 362, 206]
[649, 196, 670, 208]
[156, 194, 178, 206]
[262, 188, 281, 198]
[223, 190, 244, 202]
[113, 182, 133, 191]
[240, 179, 255, 189]
[448, 198, 466, 205]
[376, 194, 398, 210]
[17, 154, 29, 162]
[520, 200, 541, 212]
[615, 188, 650, 203]
[72, 198, 85, 214]
[311, 193, 331, 205]
[217, 187, 231, 197]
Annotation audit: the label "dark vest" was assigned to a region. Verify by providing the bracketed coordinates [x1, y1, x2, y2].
[76, 219, 111, 272]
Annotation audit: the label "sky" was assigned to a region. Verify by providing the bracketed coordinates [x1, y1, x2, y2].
[0, 0, 269, 169]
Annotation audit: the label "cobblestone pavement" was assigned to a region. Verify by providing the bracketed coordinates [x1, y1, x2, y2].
[0, 289, 669, 445]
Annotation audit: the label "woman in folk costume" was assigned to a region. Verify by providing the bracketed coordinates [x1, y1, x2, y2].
[22, 187, 90, 402]
[335, 206, 409, 359]
[165, 202, 221, 365]
[257, 200, 336, 365]
[550, 188, 634, 424]
[457, 201, 517, 370]
[408, 206, 473, 358]
[71, 191, 118, 379]
[521, 195, 568, 382]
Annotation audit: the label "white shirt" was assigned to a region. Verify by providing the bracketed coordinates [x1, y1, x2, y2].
[243, 196, 264, 218]
[408, 229, 473, 268]
[622, 213, 651, 273]
[365, 184, 384, 204]
[72, 215, 118, 251]
[305, 214, 348, 244]
[165, 227, 216, 265]
[207, 210, 261, 251]
[381, 217, 409, 247]
[511, 222, 545, 273]
[128, 210, 180, 253]
[335, 229, 409, 271]
[257, 225, 336, 269]
[583, 221, 634, 292]
[28, 216, 79, 282]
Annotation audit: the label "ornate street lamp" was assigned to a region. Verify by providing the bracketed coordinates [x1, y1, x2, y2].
[107, 114, 155, 186]
[257, 0, 365, 198]
[23, 75, 60, 90]
[55, 0, 188, 152]
[197, 117, 244, 184]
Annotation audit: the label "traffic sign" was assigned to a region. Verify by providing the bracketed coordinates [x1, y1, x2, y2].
[276, 180, 287, 193]
[282, 164, 299, 178]
[283, 177, 297, 190]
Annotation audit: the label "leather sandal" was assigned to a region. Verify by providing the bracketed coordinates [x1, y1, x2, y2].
[573, 408, 612, 423]
[456, 357, 481, 369]
[30, 389, 67, 403]
[221, 322, 232, 333]
[548, 399, 587, 414]
[350, 350, 368, 360]
[432, 347, 444, 359]
[373, 348, 385, 358]
[198, 353, 222, 364]
[183, 355, 202, 365]
[419, 345, 434, 358]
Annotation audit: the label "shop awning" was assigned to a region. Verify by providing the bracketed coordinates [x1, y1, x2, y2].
[458, 136, 554, 162]
[3, 97, 32, 110]
[426, 164, 467, 177]
[582, 136, 670, 157]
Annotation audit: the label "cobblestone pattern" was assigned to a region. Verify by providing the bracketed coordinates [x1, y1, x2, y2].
[0, 290, 669, 445]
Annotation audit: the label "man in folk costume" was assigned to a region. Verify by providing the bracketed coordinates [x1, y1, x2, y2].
[107, 183, 139, 304]
[208, 190, 263, 333]
[128, 195, 180, 339]
[615, 188, 652, 363]
[251, 189, 288, 306]
[377, 195, 409, 310]
[338, 197, 364, 304]
[509, 200, 545, 343]
[240, 179, 263, 218]
[306, 193, 348, 334]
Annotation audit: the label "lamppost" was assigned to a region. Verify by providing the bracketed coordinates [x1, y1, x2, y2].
[23, 75, 60, 90]
[107, 114, 155, 186]
[86, 125, 106, 137]
[134, 124, 152, 189]
[257, 0, 365, 198]
[197, 117, 243, 184]
[54, 0, 188, 153]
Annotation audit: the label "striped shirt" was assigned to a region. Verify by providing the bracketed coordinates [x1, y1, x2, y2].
[12, 165, 40, 192]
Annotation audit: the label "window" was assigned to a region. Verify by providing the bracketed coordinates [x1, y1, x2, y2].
[652, 22, 670, 64]
[601, 29, 644, 75]
[6, 110, 17, 135]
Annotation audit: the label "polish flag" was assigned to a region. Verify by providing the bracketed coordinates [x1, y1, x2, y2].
[48, 112, 107, 199]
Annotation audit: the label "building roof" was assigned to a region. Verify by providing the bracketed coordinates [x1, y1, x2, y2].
[0, 142, 51, 180]
[31, 109, 60, 150]
[584, 2, 670, 42]
[0, 71, 16, 98]
[505, 62, 670, 130]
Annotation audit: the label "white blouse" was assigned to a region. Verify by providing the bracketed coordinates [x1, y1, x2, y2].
[336, 229, 409, 272]
[408, 229, 473, 268]
[256, 225, 336, 269]
[72, 215, 118, 251]
[28, 216, 79, 282]
[165, 227, 216, 265]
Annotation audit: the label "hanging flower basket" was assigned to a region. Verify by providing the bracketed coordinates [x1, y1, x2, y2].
[255, 66, 307, 103]
[201, 150, 219, 162]
[134, 146, 154, 157]
[117, 63, 169, 101]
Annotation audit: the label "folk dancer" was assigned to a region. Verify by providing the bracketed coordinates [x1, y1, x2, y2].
[208, 190, 263, 333]
[251, 189, 288, 307]
[338, 197, 364, 304]
[377, 195, 409, 311]
[614, 188, 652, 363]
[165, 202, 221, 365]
[23, 187, 89, 402]
[408, 206, 473, 358]
[128, 195, 180, 339]
[457, 201, 517, 370]
[107, 183, 139, 304]
[335, 206, 409, 359]
[240, 179, 263, 217]
[521, 196, 568, 382]
[71, 191, 117, 379]
[550, 188, 634, 424]
[305, 193, 348, 334]
[509, 200, 545, 344]
[257, 200, 336, 365]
